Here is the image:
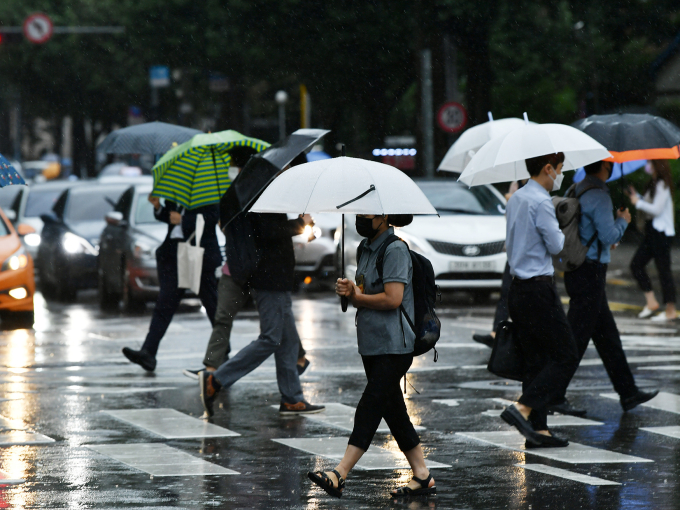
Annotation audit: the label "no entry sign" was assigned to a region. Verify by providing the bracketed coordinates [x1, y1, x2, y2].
[23, 13, 53, 44]
[437, 102, 468, 133]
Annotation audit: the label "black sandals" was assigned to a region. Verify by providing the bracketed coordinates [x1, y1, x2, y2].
[391, 473, 436, 497]
[308, 469, 345, 498]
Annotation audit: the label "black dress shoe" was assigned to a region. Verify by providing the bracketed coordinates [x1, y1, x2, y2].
[621, 389, 659, 412]
[525, 432, 569, 448]
[122, 347, 156, 372]
[500, 406, 543, 445]
[472, 333, 494, 348]
[546, 400, 587, 417]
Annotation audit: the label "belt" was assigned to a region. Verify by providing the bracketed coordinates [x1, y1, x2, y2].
[512, 275, 554, 284]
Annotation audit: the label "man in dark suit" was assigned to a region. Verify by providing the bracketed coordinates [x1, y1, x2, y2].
[122, 195, 221, 371]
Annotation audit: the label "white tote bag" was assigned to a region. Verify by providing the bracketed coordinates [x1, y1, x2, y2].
[177, 213, 205, 294]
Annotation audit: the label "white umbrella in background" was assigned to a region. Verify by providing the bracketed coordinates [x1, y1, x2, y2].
[438, 113, 532, 173]
[458, 114, 612, 186]
[250, 154, 438, 311]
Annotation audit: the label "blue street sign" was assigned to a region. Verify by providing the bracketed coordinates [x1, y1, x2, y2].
[149, 66, 170, 88]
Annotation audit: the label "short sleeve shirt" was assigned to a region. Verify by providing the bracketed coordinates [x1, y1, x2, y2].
[355, 227, 415, 356]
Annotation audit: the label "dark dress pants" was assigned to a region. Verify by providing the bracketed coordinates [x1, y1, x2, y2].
[630, 221, 676, 304]
[508, 279, 579, 431]
[141, 242, 219, 358]
[564, 261, 638, 399]
[349, 354, 420, 453]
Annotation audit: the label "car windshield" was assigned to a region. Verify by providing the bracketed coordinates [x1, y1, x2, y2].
[65, 187, 125, 222]
[135, 194, 157, 224]
[0, 187, 21, 211]
[417, 181, 504, 216]
[25, 189, 65, 218]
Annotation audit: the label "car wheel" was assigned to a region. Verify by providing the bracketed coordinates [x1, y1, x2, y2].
[55, 277, 77, 302]
[122, 265, 145, 313]
[0, 311, 34, 329]
[98, 269, 120, 311]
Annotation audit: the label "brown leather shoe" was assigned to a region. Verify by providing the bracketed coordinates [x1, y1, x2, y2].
[279, 401, 325, 415]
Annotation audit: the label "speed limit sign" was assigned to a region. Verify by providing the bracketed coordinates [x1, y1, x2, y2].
[437, 102, 468, 133]
[23, 13, 54, 44]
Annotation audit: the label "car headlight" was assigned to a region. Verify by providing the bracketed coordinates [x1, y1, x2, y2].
[133, 240, 156, 260]
[62, 232, 98, 256]
[2, 246, 28, 272]
[23, 233, 41, 247]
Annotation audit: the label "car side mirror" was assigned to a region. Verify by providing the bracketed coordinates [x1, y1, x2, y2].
[16, 223, 36, 236]
[40, 213, 60, 224]
[4, 210, 16, 222]
[105, 211, 126, 226]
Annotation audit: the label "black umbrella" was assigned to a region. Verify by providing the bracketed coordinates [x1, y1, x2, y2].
[219, 128, 330, 226]
[97, 121, 203, 155]
[571, 113, 680, 163]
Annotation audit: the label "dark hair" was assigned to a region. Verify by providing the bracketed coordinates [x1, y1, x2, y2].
[525, 152, 565, 177]
[387, 214, 413, 227]
[584, 160, 607, 175]
[646, 159, 674, 198]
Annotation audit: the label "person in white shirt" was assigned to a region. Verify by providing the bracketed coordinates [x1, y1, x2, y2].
[627, 160, 677, 321]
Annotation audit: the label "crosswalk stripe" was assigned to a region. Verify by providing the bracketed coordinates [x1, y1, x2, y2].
[481, 410, 603, 426]
[517, 463, 620, 486]
[457, 431, 652, 464]
[433, 399, 460, 407]
[102, 409, 241, 439]
[601, 391, 680, 414]
[640, 426, 680, 440]
[87, 443, 238, 476]
[272, 437, 450, 470]
[0, 431, 55, 446]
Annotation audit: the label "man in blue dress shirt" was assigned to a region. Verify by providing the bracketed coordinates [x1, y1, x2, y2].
[500, 152, 579, 448]
[561, 160, 658, 412]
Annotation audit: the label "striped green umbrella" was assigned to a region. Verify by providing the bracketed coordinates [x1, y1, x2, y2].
[151, 130, 270, 209]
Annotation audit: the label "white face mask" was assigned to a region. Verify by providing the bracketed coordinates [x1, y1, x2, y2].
[549, 167, 564, 191]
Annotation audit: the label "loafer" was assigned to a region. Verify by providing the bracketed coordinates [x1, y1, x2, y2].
[525, 432, 569, 448]
[638, 306, 658, 319]
[500, 405, 543, 445]
[472, 333, 494, 348]
[621, 389, 659, 412]
[651, 313, 678, 322]
[279, 401, 325, 415]
[546, 400, 587, 417]
[122, 347, 156, 372]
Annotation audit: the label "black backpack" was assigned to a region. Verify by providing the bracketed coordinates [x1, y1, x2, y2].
[223, 212, 259, 287]
[357, 234, 441, 361]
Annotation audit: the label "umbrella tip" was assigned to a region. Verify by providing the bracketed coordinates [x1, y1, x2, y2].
[523, 112, 529, 125]
[488, 111, 493, 122]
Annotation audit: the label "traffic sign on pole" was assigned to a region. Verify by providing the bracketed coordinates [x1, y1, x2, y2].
[23, 13, 53, 44]
[436, 102, 468, 133]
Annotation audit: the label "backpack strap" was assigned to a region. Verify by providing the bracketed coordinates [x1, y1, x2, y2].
[575, 185, 603, 262]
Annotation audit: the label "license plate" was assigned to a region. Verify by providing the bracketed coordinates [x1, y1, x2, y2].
[449, 260, 495, 271]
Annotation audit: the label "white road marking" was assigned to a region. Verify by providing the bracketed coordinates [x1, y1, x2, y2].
[580, 354, 680, 366]
[273, 437, 450, 470]
[457, 431, 652, 464]
[637, 365, 680, 371]
[102, 409, 240, 439]
[0, 431, 55, 446]
[481, 410, 603, 426]
[87, 443, 238, 476]
[433, 399, 460, 407]
[640, 426, 680, 440]
[64, 386, 177, 394]
[601, 391, 680, 414]
[270, 403, 425, 432]
[517, 463, 620, 486]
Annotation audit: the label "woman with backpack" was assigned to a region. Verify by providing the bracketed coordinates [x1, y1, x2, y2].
[308, 213, 436, 499]
[628, 160, 677, 321]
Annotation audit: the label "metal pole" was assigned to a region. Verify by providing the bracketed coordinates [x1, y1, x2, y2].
[421, 49, 434, 177]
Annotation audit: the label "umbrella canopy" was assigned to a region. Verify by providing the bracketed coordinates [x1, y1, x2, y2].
[250, 157, 437, 215]
[152, 130, 269, 210]
[0, 155, 25, 188]
[573, 159, 646, 183]
[97, 122, 202, 155]
[438, 117, 530, 173]
[220, 129, 330, 226]
[572, 113, 680, 162]
[458, 123, 611, 186]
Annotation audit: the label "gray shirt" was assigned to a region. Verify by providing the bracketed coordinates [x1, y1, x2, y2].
[355, 227, 415, 356]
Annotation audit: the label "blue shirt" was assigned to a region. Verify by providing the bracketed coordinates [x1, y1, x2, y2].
[576, 176, 628, 264]
[506, 179, 565, 278]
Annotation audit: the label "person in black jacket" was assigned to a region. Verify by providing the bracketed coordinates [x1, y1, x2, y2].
[198, 211, 324, 417]
[122, 196, 221, 371]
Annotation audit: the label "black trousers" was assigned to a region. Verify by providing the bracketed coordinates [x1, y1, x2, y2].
[493, 262, 512, 331]
[631, 222, 676, 304]
[349, 354, 420, 453]
[142, 244, 219, 358]
[564, 261, 638, 399]
[508, 279, 579, 431]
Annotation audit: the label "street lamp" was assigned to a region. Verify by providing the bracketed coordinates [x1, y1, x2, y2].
[275, 90, 288, 140]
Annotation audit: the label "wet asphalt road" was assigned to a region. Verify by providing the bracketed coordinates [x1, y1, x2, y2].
[1, 255, 680, 509]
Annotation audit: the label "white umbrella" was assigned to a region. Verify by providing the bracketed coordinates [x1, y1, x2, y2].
[438, 115, 530, 173]
[458, 122, 612, 186]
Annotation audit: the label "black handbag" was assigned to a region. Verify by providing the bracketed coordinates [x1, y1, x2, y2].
[487, 320, 524, 381]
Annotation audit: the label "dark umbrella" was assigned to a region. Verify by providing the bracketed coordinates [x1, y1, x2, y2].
[97, 121, 202, 155]
[219, 128, 330, 226]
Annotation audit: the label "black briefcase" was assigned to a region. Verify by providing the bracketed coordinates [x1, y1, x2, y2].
[487, 320, 524, 381]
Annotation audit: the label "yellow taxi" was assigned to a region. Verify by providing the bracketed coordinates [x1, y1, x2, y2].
[0, 206, 34, 326]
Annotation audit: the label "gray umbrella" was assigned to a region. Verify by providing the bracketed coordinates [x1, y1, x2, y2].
[97, 122, 202, 155]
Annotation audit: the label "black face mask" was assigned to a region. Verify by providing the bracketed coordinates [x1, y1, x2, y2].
[355, 216, 382, 238]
